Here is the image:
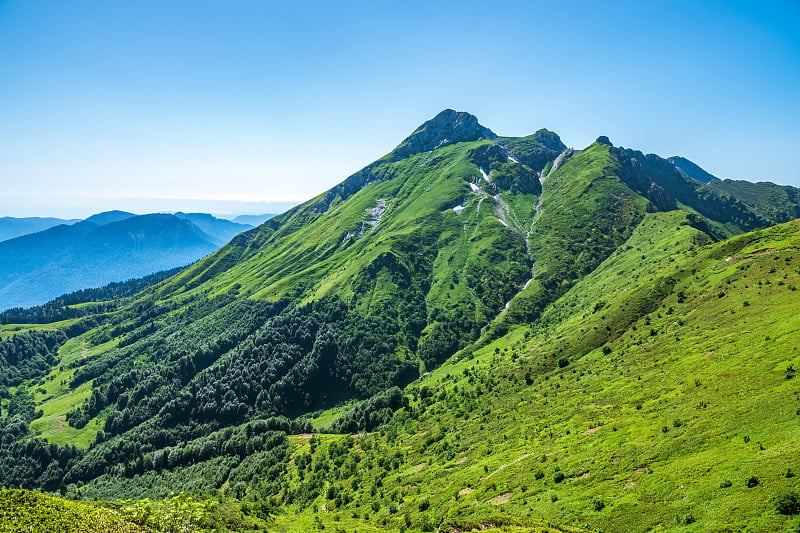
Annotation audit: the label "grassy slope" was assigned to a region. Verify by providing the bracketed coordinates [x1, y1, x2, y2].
[28, 338, 118, 447]
[707, 179, 800, 226]
[150, 143, 482, 303]
[0, 319, 80, 339]
[497, 141, 648, 332]
[0, 489, 271, 533]
[267, 214, 800, 532]
[0, 489, 149, 533]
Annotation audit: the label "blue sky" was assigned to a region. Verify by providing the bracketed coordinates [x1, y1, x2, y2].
[1, 0, 798, 218]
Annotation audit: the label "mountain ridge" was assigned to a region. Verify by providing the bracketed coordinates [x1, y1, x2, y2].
[0, 110, 799, 532]
[0, 216, 81, 243]
[0, 211, 253, 310]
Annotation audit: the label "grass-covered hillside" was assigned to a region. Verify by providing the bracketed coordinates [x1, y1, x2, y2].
[1, 110, 799, 532]
[0, 488, 273, 532]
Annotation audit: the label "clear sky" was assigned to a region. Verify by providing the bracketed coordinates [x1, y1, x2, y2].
[1, 0, 798, 218]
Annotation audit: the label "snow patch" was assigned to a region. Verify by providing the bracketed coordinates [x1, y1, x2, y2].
[469, 182, 483, 194]
[507, 154, 520, 163]
[496, 217, 508, 227]
[479, 166, 491, 182]
[452, 205, 465, 214]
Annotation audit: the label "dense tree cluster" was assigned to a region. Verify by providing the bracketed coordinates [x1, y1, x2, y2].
[0, 267, 181, 325]
[330, 386, 407, 433]
[67, 295, 418, 446]
[53, 291, 422, 490]
[0, 330, 66, 391]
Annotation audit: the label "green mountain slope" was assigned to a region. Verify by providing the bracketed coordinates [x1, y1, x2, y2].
[706, 179, 800, 226]
[268, 214, 798, 533]
[41, 213, 800, 533]
[1, 110, 800, 532]
[0, 488, 272, 532]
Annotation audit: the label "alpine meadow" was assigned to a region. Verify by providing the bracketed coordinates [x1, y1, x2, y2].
[2, 110, 800, 533]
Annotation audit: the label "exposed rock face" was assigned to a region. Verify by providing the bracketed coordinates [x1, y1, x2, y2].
[595, 135, 612, 146]
[392, 109, 497, 160]
[467, 143, 541, 195]
[499, 129, 567, 173]
[615, 147, 763, 232]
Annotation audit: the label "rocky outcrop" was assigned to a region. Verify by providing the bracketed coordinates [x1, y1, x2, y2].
[467, 143, 541, 195]
[313, 162, 394, 214]
[616, 147, 763, 232]
[391, 109, 496, 160]
[499, 129, 566, 175]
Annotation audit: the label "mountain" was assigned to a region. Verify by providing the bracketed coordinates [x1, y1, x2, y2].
[231, 213, 276, 226]
[173, 212, 252, 245]
[1, 110, 799, 532]
[0, 216, 80, 242]
[664, 159, 800, 227]
[706, 179, 800, 226]
[0, 212, 243, 311]
[83, 210, 136, 225]
[668, 155, 718, 183]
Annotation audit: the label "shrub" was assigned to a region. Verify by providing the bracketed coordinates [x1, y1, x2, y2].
[776, 491, 800, 515]
[745, 476, 759, 488]
[589, 496, 605, 511]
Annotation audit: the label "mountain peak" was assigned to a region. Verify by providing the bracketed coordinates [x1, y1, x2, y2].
[392, 109, 496, 160]
[84, 210, 136, 226]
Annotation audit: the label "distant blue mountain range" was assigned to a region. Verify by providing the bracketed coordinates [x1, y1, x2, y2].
[0, 211, 264, 311]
